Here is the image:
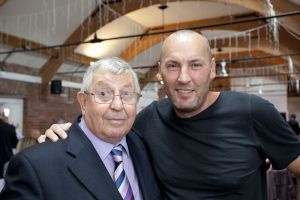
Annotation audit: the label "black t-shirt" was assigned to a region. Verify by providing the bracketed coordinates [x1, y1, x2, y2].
[133, 91, 300, 200]
[288, 119, 300, 135]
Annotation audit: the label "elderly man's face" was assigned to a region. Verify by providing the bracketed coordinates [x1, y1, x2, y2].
[78, 71, 137, 144]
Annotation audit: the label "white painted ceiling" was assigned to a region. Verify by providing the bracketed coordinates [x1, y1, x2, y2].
[126, 1, 252, 27]
[0, 0, 96, 45]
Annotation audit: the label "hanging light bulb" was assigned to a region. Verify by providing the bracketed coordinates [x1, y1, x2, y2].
[219, 60, 228, 77]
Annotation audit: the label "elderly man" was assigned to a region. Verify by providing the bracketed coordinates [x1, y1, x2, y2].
[0, 57, 161, 200]
[39, 30, 300, 200]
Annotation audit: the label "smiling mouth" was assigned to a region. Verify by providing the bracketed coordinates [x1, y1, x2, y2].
[175, 89, 195, 93]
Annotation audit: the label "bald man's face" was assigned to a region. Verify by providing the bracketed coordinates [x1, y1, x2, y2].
[158, 33, 216, 117]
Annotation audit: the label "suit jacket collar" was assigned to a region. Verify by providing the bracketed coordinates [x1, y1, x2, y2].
[127, 131, 154, 200]
[66, 120, 123, 200]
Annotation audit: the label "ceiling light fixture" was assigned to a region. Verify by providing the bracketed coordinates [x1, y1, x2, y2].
[158, 1, 168, 31]
[88, 32, 103, 43]
[158, 2, 168, 10]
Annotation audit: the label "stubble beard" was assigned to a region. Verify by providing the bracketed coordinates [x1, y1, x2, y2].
[169, 78, 211, 116]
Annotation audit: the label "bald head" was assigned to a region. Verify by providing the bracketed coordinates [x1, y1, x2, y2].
[160, 30, 212, 62]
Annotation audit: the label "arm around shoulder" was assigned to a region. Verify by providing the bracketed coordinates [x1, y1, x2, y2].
[38, 122, 72, 143]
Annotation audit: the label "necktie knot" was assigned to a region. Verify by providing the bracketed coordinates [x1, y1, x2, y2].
[111, 144, 123, 163]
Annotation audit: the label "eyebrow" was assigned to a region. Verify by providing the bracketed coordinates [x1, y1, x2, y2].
[190, 58, 205, 62]
[96, 81, 134, 90]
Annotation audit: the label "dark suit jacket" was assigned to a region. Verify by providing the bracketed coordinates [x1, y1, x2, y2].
[0, 120, 161, 200]
[0, 119, 18, 178]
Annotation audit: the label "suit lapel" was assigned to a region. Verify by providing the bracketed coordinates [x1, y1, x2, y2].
[127, 132, 148, 200]
[66, 123, 123, 200]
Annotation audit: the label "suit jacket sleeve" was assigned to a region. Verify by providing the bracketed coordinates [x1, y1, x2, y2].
[0, 152, 44, 200]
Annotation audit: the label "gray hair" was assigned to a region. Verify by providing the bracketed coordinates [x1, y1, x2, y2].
[81, 57, 140, 93]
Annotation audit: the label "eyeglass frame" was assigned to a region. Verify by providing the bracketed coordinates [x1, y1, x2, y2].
[84, 90, 142, 105]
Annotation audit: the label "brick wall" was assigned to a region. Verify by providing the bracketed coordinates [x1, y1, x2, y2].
[0, 77, 81, 137]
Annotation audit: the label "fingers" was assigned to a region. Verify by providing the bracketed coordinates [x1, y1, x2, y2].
[37, 122, 71, 143]
[45, 127, 59, 142]
[37, 134, 46, 143]
[49, 124, 68, 140]
[62, 122, 72, 131]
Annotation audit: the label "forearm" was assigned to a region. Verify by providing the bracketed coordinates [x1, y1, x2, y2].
[288, 156, 300, 176]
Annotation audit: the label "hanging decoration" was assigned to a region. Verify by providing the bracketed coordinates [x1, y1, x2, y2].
[265, 0, 279, 48]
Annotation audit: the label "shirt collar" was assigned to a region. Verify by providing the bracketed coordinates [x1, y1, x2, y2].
[78, 117, 130, 160]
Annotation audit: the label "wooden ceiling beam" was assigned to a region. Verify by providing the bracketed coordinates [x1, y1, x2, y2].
[215, 50, 287, 66]
[0, 0, 6, 7]
[212, 26, 300, 67]
[0, 32, 57, 55]
[215, 0, 300, 34]
[0, 32, 94, 65]
[121, 13, 263, 61]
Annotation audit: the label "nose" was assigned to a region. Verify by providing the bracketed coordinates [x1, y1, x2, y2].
[110, 95, 124, 111]
[177, 66, 191, 83]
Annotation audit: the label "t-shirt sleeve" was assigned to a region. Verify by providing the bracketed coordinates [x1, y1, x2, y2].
[250, 95, 300, 169]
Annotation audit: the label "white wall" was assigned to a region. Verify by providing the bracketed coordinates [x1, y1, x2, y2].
[0, 97, 24, 138]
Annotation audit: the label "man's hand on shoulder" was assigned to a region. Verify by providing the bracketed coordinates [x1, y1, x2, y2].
[37, 122, 72, 143]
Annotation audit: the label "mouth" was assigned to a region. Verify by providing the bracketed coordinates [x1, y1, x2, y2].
[175, 89, 195, 93]
[107, 118, 126, 125]
[107, 118, 126, 121]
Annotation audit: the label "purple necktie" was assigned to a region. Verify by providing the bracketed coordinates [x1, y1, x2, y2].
[111, 145, 134, 200]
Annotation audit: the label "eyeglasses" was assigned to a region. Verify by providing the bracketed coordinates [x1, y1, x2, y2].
[84, 90, 141, 105]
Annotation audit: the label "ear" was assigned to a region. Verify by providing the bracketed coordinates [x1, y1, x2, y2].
[156, 61, 164, 84]
[157, 61, 162, 73]
[210, 57, 216, 80]
[77, 91, 87, 115]
[156, 73, 162, 81]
